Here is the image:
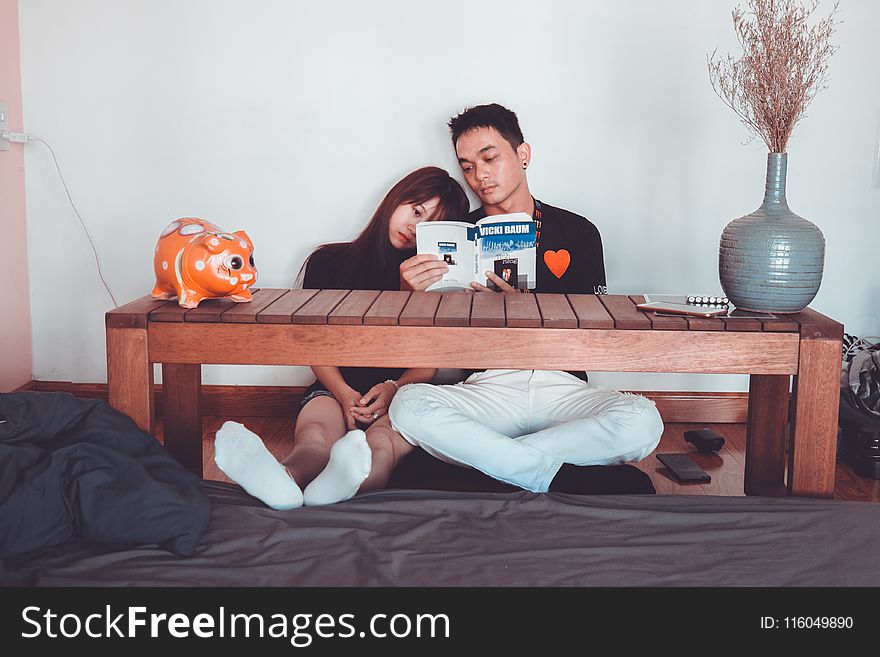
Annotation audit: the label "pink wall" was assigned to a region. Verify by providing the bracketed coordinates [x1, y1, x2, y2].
[0, 0, 33, 391]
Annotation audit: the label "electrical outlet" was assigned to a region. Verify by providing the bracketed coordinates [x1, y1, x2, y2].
[0, 102, 8, 151]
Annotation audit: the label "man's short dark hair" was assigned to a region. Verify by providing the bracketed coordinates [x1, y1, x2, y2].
[448, 103, 524, 152]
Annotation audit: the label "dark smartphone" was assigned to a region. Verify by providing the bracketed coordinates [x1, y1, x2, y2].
[656, 453, 711, 484]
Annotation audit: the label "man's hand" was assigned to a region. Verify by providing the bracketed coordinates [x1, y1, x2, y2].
[400, 254, 449, 291]
[470, 270, 519, 294]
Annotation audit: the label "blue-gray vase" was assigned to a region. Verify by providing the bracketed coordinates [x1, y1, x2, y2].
[718, 152, 825, 313]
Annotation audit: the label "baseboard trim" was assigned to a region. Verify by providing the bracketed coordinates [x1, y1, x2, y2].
[26, 380, 751, 423]
[12, 380, 35, 392]
[648, 392, 749, 424]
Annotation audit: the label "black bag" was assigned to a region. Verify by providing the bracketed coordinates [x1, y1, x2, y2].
[839, 334, 880, 478]
[841, 333, 880, 418]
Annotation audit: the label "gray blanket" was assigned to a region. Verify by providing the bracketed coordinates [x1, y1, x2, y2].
[4, 482, 878, 586]
[0, 392, 211, 559]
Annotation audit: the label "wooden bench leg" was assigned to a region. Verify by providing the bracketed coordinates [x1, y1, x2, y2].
[106, 327, 154, 434]
[745, 374, 789, 497]
[162, 363, 203, 478]
[788, 337, 842, 498]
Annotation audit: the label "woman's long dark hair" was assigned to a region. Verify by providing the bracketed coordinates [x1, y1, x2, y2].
[298, 166, 470, 289]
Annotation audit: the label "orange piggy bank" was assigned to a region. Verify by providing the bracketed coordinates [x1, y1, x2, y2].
[151, 218, 258, 308]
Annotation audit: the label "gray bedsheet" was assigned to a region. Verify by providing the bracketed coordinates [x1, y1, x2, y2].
[3, 482, 879, 586]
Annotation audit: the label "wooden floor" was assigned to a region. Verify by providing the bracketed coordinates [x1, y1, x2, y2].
[163, 417, 880, 502]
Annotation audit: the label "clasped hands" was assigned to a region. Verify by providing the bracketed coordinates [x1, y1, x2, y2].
[399, 254, 519, 294]
[341, 381, 397, 430]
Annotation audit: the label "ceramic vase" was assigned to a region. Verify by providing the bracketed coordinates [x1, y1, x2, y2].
[719, 153, 825, 313]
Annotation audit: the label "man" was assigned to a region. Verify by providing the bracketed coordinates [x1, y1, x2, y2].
[391, 103, 663, 493]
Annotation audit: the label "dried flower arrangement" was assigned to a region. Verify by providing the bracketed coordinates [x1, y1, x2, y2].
[708, 0, 840, 153]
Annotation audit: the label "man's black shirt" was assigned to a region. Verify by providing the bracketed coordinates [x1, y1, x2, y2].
[465, 199, 606, 382]
[465, 199, 606, 295]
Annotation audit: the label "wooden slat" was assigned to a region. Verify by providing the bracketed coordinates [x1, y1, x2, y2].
[149, 300, 190, 323]
[399, 291, 442, 327]
[184, 298, 239, 323]
[760, 317, 801, 332]
[630, 295, 688, 330]
[470, 292, 505, 328]
[566, 294, 614, 328]
[504, 293, 542, 328]
[257, 289, 319, 323]
[643, 312, 689, 330]
[221, 288, 288, 323]
[721, 313, 764, 332]
[149, 324, 800, 373]
[788, 307, 845, 340]
[684, 316, 726, 331]
[535, 294, 577, 329]
[435, 292, 473, 327]
[599, 295, 652, 330]
[292, 289, 350, 325]
[363, 290, 411, 326]
[328, 290, 382, 325]
[106, 295, 169, 329]
[744, 374, 790, 497]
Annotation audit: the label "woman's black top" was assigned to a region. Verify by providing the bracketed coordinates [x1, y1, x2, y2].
[300, 246, 407, 396]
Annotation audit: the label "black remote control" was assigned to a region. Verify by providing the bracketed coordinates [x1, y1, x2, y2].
[683, 428, 726, 453]
[656, 453, 711, 484]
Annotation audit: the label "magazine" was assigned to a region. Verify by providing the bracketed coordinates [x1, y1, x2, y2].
[415, 213, 536, 292]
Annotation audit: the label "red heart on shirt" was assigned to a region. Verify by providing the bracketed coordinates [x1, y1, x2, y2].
[544, 250, 571, 278]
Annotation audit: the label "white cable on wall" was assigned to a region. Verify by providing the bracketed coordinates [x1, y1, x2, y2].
[3, 130, 119, 308]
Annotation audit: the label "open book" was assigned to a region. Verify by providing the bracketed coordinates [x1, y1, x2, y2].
[415, 213, 536, 292]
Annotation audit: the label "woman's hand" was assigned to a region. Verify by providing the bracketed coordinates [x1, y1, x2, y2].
[331, 385, 366, 431]
[470, 270, 519, 294]
[399, 254, 448, 291]
[349, 381, 397, 426]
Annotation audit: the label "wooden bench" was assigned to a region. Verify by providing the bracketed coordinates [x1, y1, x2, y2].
[105, 289, 843, 498]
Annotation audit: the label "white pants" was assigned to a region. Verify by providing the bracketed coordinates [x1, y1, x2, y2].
[388, 370, 664, 493]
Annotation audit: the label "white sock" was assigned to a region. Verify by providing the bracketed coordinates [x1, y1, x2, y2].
[303, 429, 372, 506]
[213, 420, 303, 510]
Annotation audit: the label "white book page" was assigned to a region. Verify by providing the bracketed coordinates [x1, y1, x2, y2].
[415, 221, 477, 291]
[475, 213, 537, 289]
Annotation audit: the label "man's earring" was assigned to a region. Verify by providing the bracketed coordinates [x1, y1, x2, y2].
[522, 162, 528, 169]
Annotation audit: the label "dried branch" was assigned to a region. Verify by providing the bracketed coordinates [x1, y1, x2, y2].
[708, 0, 840, 152]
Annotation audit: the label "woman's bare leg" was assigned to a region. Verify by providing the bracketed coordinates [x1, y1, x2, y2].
[215, 397, 401, 509]
[359, 416, 416, 492]
[282, 396, 348, 489]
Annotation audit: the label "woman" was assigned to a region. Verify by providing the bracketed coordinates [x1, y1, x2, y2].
[214, 166, 469, 509]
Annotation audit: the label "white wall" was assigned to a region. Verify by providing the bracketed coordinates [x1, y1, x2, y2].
[18, 0, 880, 390]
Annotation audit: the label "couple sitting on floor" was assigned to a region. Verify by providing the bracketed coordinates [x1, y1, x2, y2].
[213, 103, 664, 509]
